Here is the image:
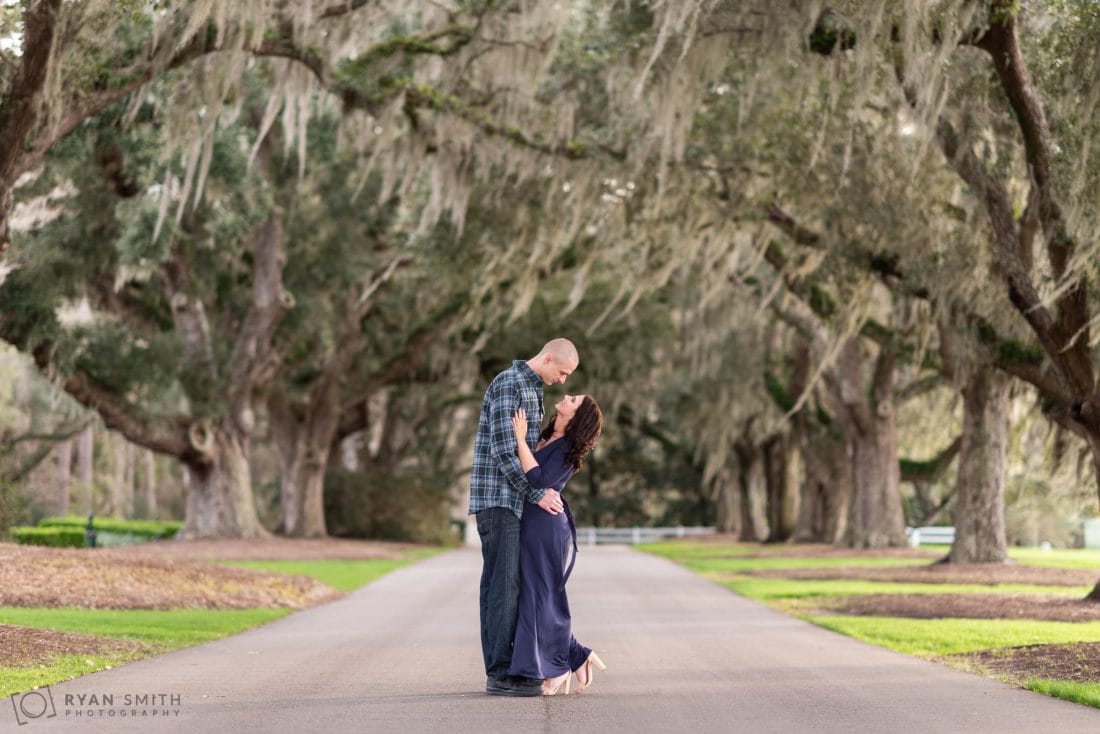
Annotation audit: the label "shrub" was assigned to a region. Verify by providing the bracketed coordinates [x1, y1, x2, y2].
[0, 479, 31, 541]
[12, 526, 87, 548]
[36, 516, 181, 539]
[324, 469, 456, 544]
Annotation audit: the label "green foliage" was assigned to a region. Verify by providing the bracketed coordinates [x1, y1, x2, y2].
[0, 479, 31, 541]
[324, 469, 457, 544]
[763, 371, 795, 412]
[37, 516, 181, 539]
[11, 527, 87, 548]
[808, 10, 857, 55]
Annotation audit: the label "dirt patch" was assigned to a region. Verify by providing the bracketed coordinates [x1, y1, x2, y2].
[0, 624, 147, 667]
[95, 536, 423, 561]
[816, 593, 1100, 622]
[750, 564, 1099, 587]
[0, 543, 343, 610]
[948, 642, 1100, 685]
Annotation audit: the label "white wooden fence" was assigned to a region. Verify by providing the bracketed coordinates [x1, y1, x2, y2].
[574, 526, 715, 546]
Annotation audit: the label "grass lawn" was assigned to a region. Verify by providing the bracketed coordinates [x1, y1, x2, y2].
[1027, 679, 1100, 708]
[1010, 548, 1100, 571]
[808, 615, 1100, 657]
[719, 577, 1092, 603]
[3, 654, 143, 698]
[1, 548, 444, 697]
[223, 548, 444, 592]
[0, 608, 289, 697]
[907, 544, 1100, 571]
[0, 607, 291, 647]
[639, 539, 1100, 710]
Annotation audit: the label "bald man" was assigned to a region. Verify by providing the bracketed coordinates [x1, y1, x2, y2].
[470, 339, 579, 696]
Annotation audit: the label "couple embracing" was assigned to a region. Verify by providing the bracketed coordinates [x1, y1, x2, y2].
[469, 339, 607, 697]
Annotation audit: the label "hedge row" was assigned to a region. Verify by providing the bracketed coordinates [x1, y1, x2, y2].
[11, 526, 86, 548]
[36, 516, 181, 539]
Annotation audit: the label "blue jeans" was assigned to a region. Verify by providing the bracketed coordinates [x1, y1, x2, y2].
[477, 507, 522, 678]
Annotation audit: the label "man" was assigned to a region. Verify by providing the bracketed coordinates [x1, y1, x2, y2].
[470, 338, 579, 697]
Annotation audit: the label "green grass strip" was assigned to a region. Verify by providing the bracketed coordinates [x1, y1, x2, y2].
[0, 608, 290, 698]
[717, 576, 1091, 601]
[677, 556, 932, 573]
[0, 607, 290, 647]
[1009, 548, 1100, 571]
[808, 615, 1100, 657]
[222, 548, 444, 592]
[1026, 679, 1100, 709]
[2, 653, 146, 699]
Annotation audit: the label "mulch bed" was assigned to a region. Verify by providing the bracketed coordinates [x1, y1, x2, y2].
[816, 592, 1100, 622]
[749, 564, 1100, 587]
[0, 624, 147, 667]
[948, 642, 1100, 684]
[96, 536, 420, 561]
[0, 543, 343, 610]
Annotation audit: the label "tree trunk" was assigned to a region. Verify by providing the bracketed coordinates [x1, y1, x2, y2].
[55, 439, 72, 515]
[177, 425, 267, 539]
[763, 433, 795, 542]
[269, 386, 335, 538]
[111, 432, 127, 518]
[123, 439, 135, 517]
[713, 466, 737, 534]
[789, 337, 851, 544]
[837, 339, 906, 549]
[143, 449, 157, 518]
[734, 437, 764, 542]
[793, 421, 851, 544]
[277, 441, 329, 538]
[78, 423, 94, 513]
[947, 368, 1010, 563]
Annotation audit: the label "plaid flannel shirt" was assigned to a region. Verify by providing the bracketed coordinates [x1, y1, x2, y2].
[468, 360, 546, 519]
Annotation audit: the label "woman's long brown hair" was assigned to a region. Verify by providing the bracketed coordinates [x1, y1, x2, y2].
[540, 396, 603, 471]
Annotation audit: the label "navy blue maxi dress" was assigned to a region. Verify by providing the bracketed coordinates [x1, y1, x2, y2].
[508, 438, 592, 680]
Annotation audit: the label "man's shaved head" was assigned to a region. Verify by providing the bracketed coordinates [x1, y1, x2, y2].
[528, 338, 579, 385]
[537, 338, 579, 365]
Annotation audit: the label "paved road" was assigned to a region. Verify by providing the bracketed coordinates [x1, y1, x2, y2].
[5, 546, 1099, 733]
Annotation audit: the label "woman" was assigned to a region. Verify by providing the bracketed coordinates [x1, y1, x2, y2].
[507, 394, 606, 695]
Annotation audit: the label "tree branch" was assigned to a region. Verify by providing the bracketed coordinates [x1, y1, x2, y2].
[34, 351, 193, 460]
[0, 0, 62, 243]
[974, 15, 1091, 384]
[335, 301, 464, 440]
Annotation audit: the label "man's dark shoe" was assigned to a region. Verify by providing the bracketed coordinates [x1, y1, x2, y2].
[486, 676, 542, 697]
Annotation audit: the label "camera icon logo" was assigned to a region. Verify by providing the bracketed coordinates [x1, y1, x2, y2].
[11, 685, 57, 726]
